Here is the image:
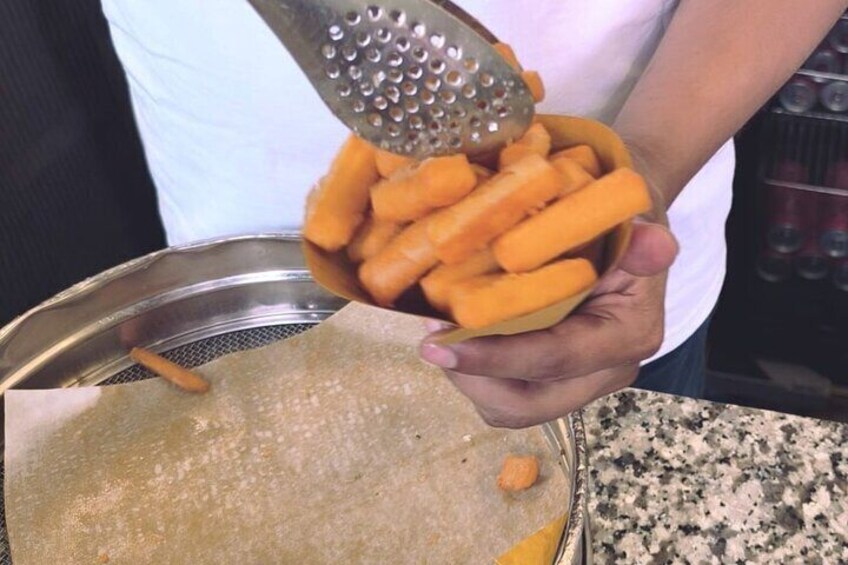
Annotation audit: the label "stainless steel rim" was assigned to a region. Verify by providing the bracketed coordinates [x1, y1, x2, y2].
[0, 233, 334, 393]
[544, 413, 590, 565]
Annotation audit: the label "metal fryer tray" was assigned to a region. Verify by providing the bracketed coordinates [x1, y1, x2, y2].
[0, 234, 589, 564]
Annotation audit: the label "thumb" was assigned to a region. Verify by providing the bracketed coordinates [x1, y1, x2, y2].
[616, 221, 679, 277]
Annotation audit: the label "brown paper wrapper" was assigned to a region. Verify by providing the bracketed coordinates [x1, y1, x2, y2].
[304, 115, 634, 344]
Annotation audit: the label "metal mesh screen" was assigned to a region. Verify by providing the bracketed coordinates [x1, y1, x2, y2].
[101, 324, 314, 385]
[0, 322, 316, 564]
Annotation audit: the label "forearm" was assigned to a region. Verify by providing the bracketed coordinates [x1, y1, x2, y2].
[613, 0, 847, 207]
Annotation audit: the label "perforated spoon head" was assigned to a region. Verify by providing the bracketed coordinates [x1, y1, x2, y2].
[247, 0, 535, 159]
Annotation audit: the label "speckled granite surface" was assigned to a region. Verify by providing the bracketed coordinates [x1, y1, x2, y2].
[583, 390, 848, 564]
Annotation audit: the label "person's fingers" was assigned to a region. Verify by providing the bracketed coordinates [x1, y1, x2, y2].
[445, 364, 638, 428]
[419, 220, 672, 381]
[616, 221, 678, 278]
[422, 318, 455, 333]
[420, 286, 663, 380]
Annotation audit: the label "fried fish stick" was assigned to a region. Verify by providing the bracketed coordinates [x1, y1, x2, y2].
[420, 248, 500, 312]
[497, 455, 540, 492]
[130, 347, 210, 393]
[371, 154, 478, 223]
[347, 216, 403, 263]
[471, 163, 495, 182]
[549, 144, 602, 178]
[493, 168, 652, 273]
[492, 43, 544, 102]
[303, 135, 379, 251]
[550, 157, 596, 196]
[359, 218, 439, 307]
[498, 122, 552, 170]
[448, 258, 598, 329]
[375, 148, 414, 178]
[493, 42, 521, 71]
[427, 153, 564, 265]
[521, 70, 545, 103]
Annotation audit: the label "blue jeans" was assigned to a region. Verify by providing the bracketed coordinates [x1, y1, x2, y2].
[632, 316, 711, 399]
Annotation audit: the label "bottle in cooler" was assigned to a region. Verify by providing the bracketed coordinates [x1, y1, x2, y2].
[820, 80, 848, 113]
[827, 19, 848, 54]
[803, 47, 842, 82]
[756, 248, 794, 283]
[829, 258, 848, 329]
[819, 194, 848, 257]
[833, 258, 848, 292]
[821, 161, 848, 258]
[795, 207, 830, 280]
[765, 160, 810, 253]
[778, 76, 818, 113]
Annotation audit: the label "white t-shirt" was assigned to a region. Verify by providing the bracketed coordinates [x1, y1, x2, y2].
[101, 0, 734, 361]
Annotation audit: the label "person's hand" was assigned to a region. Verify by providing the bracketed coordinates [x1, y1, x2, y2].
[418, 216, 678, 429]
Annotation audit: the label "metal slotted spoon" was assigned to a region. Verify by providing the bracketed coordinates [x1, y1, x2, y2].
[246, 0, 536, 159]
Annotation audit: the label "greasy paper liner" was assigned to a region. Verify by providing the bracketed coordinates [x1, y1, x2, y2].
[4, 304, 574, 564]
[305, 115, 634, 343]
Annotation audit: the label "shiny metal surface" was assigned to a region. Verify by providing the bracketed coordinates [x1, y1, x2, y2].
[0, 234, 342, 396]
[545, 414, 592, 565]
[427, 0, 498, 43]
[245, 0, 534, 158]
[0, 234, 587, 564]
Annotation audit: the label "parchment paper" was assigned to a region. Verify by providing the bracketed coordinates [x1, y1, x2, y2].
[5, 304, 569, 564]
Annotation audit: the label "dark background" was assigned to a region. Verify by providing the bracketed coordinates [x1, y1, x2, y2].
[0, 0, 165, 325]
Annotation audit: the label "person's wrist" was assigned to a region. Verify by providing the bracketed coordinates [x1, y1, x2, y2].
[612, 128, 675, 227]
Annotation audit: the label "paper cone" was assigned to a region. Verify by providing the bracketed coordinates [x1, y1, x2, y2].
[304, 114, 635, 343]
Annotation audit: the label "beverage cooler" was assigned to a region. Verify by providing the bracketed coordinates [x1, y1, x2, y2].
[706, 14, 848, 421]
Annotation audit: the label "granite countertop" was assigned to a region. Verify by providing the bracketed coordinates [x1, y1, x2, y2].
[583, 390, 848, 564]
